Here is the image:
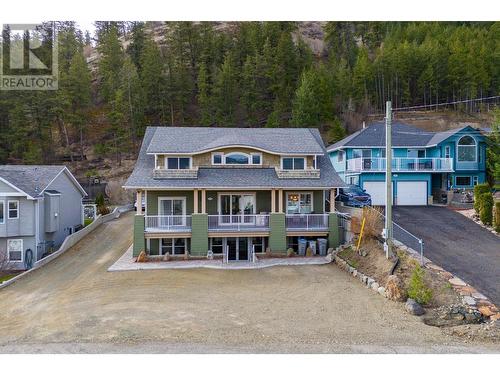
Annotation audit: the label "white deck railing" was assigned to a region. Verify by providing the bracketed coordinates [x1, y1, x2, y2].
[145, 215, 192, 231]
[346, 157, 453, 172]
[285, 214, 329, 231]
[208, 214, 270, 231]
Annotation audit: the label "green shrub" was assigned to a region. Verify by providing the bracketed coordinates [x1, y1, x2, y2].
[474, 183, 490, 213]
[479, 192, 494, 225]
[495, 201, 500, 233]
[407, 264, 433, 305]
[95, 192, 105, 207]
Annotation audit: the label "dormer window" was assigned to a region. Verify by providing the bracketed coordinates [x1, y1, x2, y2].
[225, 153, 249, 164]
[282, 157, 305, 170]
[211, 152, 262, 166]
[457, 135, 476, 162]
[166, 157, 191, 169]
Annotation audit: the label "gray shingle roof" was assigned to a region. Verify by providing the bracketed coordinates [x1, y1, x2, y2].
[124, 127, 345, 189]
[146, 126, 325, 154]
[326, 122, 483, 150]
[0, 165, 85, 198]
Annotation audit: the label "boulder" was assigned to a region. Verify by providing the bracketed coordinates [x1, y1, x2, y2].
[448, 277, 467, 287]
[405, 298, 425, 316]
[385, 275, 406, 302]
[370, 282, 380, 291]
[463, 296, 476, 306]
[163, 252, 171, 262]
[377, 286, 386, 296]
[136, 250, 147, 263]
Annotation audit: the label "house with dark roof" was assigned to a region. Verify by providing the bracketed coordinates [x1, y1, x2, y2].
[0, 165, 87, 269]
[327, 122, 487, 206]
[124, 126, 345, 261]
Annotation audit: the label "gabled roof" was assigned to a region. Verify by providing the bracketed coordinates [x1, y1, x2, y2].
[124, 127, 345, 190]
[146, 126, 325, 155]
[327, 122, 485, 151]
[0, 165, 87, 198]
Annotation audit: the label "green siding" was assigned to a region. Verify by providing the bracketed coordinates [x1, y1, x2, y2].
[149, 238, 160, 255]
[133, 215, 145, 257]
[269, 213, 286, 253]
[191, 213, 208, 256]
[328, 213, 340, 250]
[146, 190, 194, 215]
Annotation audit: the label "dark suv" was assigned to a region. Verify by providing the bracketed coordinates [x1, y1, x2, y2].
[336, 185, 372, 207]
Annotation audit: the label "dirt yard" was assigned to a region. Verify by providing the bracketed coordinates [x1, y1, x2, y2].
[0, 212, 499, 353]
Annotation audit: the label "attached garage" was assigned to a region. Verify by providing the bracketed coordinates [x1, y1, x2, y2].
[363, 180, 428, 206]
[363, 181, 388, 206]
[396, 181, 427, 206]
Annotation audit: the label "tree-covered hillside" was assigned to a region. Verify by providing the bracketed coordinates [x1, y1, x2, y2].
[0, 21, 498, 167]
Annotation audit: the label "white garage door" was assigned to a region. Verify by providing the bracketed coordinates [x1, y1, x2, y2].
[363, 181, 388, 206]
[396, 181, 427, 206]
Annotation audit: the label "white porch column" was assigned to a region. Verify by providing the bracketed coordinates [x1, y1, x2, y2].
[201, 189, 206, 214]
[136, 190, 143, 215]
[278, 189, 283, 213]
[271, 189, 276, 213]
[330, 188, 337, 213]
[193, 189, 199, 214]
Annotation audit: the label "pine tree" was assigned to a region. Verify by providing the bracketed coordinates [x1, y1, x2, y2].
[213, 52, 238, 125]
[140, 38, 166, 123]
[97, 24, 124, 103]
[197, 61, 212, 126]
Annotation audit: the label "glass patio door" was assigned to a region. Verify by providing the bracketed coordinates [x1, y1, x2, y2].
[226, 237, 249, 261]
[159, 197, 185, 226]
[219, 193, 255, 225]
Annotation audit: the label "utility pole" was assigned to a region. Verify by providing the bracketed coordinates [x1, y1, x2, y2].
[384, 101, 393, 259]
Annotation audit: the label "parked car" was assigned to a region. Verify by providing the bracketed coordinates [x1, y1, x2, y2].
[336, 185, 372, 207]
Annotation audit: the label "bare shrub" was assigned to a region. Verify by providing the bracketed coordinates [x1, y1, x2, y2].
[362, 206, 384, 239]
[105, 178, 134, 205]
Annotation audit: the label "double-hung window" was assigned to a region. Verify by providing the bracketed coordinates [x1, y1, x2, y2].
[282, 157, 305, 170]
[337, 151, 344, 162]
[8, 200, 19, 219]
[166, 157, 191, 169]
[161, 238, 186, 255]
[7, 239, 23, 262]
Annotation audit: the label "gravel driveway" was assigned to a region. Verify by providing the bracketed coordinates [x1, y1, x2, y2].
[394, 206, 500, 306]
[0, 211, 498, 353]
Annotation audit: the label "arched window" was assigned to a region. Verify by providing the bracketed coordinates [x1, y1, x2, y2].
[225, 153, 249, 164]
[457, 135, 476, 162]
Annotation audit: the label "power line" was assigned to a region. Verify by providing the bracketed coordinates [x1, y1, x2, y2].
[392, 95, 500, 112]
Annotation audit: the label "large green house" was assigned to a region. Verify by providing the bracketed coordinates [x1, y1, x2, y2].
[124, 126, 345, 261]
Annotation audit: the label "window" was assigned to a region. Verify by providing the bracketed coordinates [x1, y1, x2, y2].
[166, 157, 191, 169]
[225, 153, 249, 164]
[287, 192, 313, 214]
[0, 201, 4, 224]
[407, 149, 426, 158]
[473, 176, 479, 186]
[251, 154, 261, 165]
[161, 238, 186, 255]
[212, 152, 262, 165]
[337, 151, 344, 162]
[210, 238, 224, 254]
[456, 176, 472, 186]
[352, 149, 372, 159]
[282, 157, 305, 170]
[7, 239, 23, 262]
[457, 136, 476, 162]
[8, 200, 18, 219]
[380, 149, 395, 158]
[212, 153, 223, 164]
[251, 237, 266, 253]
[347, 176, 360, 186]
[445, 146, 451, 158]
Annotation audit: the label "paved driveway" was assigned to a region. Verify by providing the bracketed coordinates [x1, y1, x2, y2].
[0, 211, 498, 353]
[394, 206, 500, 306]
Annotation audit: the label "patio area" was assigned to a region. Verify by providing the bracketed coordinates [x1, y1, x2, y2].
[108, 245, 332, 271]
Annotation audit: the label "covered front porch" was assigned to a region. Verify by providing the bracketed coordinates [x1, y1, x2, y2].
[137, 188, 337, 235]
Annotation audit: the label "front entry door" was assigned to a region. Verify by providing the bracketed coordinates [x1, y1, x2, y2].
[226, 237, 249, 261]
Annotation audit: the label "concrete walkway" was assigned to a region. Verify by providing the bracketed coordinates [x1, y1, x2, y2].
[108, 245, 332, 271]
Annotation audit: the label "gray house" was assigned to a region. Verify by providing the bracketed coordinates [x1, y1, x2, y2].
[0, 165, 87, 270]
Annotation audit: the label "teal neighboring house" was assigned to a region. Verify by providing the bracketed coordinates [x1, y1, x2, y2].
[124, 127, 345, 260]
[327, 122, 487, 206]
